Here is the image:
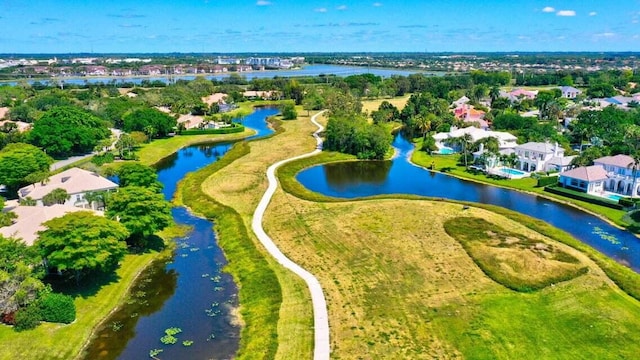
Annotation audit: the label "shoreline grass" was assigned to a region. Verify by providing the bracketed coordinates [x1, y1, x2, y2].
[276, 153, 640, 302]
[411, 139, 630, 229]
[263, 192, 640, 358]
[174, 141, 283, 359]
[0, 251, 160, 360]
[176, 107, 322, 359]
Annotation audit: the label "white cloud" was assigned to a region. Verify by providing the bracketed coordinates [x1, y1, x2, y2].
[337, 5, 347, 10]
[589, 11, 597, 16]
[595, 32, 616, 38]
[256, 0, 271, 6]
[556, 10, 576, 17]
[314, 7, 327, 13]
[542, 6, 555, 13]
[373, 2, 383, 7]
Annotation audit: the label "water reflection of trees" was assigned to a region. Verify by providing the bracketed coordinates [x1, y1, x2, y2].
[323, 161, 392, 188]
[153, 152, 179, 171]
[81, 259, 178, 360]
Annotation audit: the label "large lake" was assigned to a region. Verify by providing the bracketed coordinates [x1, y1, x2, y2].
[2, 64, 440, 86]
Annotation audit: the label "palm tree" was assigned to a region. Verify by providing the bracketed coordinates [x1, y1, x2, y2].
[451, 133, 473, 168]
[489, 86, 500, 103]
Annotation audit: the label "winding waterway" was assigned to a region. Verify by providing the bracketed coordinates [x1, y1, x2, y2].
[83, 107, 278, 360]
[297, 133, 640, 273]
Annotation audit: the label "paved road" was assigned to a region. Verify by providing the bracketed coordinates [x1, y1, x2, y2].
[251, 111, 330, 360]
[50, 128, 122, 171]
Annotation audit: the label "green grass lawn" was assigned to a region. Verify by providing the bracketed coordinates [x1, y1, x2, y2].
[0, 252, 159, 360]
[411, 141, 629, 228]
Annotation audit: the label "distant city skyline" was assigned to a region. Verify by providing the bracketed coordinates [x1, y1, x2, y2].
[2, 0, 639, 53]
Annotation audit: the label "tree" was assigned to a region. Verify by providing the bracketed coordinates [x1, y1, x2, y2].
[42, 188, 70, 206]
[280, 101, 298, 120]
[0, 143, 53, 191]
[36, 212, 129, 284]
[451, 133, 473, 167]
[0, 236, 46, 316]
[0, 197, 16, 227]
[83, 191, 110, 210]
[116, 163, 163, 193]
[106, 186, 172, 246]
[122, 108, 177, 138]
[115, 133, 136, 159]
[28, 106, 111, 158]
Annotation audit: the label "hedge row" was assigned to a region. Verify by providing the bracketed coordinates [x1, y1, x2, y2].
[179, 124, 244, 135]
[536, 175, 559, 187]
[544, 185, 624, 209]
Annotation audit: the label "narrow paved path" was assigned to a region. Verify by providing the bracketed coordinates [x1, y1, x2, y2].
[251, 111, 330, 360]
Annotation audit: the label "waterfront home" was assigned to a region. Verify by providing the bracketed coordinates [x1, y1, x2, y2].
[18, 168, 118, 208]
[0, 204, 102, 246]
[514, 142, 573, 172]
[433, 126, 517, 152]
[558, 165, 608, 195]
[559, 86, 582, 99]
[594, 154, 640, 196]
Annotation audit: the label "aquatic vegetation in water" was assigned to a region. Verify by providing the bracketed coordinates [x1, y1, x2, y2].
[111, 321, 123, 332]
[149, 349, 163, 358]
[592, 227, 621, 245]
[190, 247, 200, 252]
[160, 327, 183, 345]
[182, 340, 194, 347]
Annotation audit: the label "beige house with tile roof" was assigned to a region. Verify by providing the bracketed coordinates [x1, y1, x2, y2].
[18, 168, 118, 208]
[0, 205, 103, 245]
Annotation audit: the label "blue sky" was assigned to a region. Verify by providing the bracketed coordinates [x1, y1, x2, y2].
[1, 0, 640, 53]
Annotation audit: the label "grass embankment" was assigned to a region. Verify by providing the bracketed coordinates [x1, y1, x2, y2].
[0, 254, 154, 360]
[134, 128, 256, 165]
[411, 142, 629, 227]
[263, 189, 640, 358]
[175, 108, 321, 359]
[279, 151, 640, 302]
[0, 225, 188, 360]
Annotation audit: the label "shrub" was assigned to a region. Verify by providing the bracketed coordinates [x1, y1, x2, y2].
[619, 198, 635, 208]
[536, 175, 558, 187]
[14, 305, 41, 331]
[91, 152, 115, 166]
[37, 292, 76, 324]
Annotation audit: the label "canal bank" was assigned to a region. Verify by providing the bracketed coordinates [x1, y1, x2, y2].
[81, 107, 281, 359]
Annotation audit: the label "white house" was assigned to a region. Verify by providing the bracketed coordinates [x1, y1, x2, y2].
[559, 86, 582, 99]
[594, 154, 640, 197]
[514, 142, 574, 173]
[433, 126, 517, 152]
[18, 168, 118, 208]
[558, 165, 608, 195]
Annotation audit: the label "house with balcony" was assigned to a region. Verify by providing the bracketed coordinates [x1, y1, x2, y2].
[594, 154, 640, 197]
[514, 142, 574, 173]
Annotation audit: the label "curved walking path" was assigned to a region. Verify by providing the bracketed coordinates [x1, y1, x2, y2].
[251, 111, 330, 360]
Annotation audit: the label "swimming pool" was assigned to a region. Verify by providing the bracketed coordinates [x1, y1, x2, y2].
[498, 167, 526, 176]
[605, 193, 622, 201]
[435, 147, 454, 155]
